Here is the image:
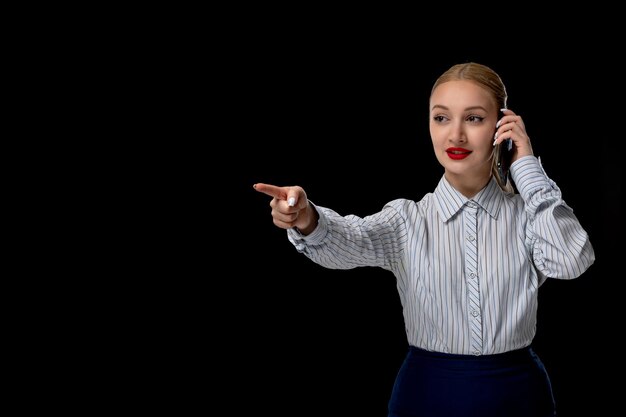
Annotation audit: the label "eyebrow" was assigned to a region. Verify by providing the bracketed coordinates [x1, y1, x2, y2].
[430, 105, 489, 112]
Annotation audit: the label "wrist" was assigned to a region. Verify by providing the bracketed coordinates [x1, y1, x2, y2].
[296, 202, 318, 235]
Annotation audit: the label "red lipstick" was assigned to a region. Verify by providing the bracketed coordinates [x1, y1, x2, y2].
[446, 147, 472, 160]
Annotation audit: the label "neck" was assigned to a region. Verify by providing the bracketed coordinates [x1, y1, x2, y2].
[444, 172, 492, 199]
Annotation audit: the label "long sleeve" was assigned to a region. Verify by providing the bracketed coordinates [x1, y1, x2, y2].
[513, 156, 595, 280]
[286, 200, 411, 272]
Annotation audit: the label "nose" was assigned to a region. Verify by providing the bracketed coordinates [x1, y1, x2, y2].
[448, 122, 467, 144]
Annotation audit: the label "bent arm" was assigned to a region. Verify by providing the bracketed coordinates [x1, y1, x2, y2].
[513, 156, 595, 279]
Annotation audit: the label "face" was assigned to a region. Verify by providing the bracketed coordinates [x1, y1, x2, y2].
[429, 80, 498, 184]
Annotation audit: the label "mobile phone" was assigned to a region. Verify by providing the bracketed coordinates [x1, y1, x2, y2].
[495, 138, 513, 184]
[495, 110, 514, 185]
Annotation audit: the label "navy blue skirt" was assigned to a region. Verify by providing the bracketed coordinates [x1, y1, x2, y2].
[388, 346, 556, 417]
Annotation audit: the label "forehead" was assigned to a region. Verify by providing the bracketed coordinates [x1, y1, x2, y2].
[430, 80, 496, 111]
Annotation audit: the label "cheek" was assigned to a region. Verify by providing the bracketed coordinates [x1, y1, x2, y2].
[471, 132, 497, 158]
[472, 127, 496, 145]
[429, 124, 444, 144]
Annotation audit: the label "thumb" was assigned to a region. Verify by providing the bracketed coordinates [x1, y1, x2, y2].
[286, 189, 299, 207]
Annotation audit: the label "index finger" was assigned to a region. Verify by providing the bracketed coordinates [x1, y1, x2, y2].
[253, 183, 288, 200]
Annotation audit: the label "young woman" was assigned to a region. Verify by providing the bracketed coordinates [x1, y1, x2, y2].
[254, 62, 595, 417]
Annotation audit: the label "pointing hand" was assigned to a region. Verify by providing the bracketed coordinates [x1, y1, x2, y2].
[253, 183, 318, 234]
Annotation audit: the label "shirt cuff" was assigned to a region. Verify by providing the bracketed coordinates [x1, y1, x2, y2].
[511, 155, 558, 202]
[286, 202, 329, 246]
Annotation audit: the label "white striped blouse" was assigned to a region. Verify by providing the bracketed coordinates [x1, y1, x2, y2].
[287, 156, 595, 355]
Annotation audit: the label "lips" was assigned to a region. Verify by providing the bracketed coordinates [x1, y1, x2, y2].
[446, 147, 472, 160]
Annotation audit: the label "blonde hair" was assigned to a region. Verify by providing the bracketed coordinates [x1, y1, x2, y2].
[431, 62, 514, 193]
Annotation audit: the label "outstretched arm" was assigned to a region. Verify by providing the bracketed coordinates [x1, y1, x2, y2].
[255, 183, 411, 271]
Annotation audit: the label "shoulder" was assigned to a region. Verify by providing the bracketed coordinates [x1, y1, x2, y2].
[502, 190, 526, 208]
[384, 194, 434, 218]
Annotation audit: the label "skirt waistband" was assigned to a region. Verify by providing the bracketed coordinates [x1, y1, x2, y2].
[408, 345, 533, 363]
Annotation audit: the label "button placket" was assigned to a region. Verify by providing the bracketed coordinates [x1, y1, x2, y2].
[464, 201, 483, 355]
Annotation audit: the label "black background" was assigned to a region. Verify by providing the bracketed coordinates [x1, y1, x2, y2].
[28, 10, 624, 417]
[136, 22, 623, 417]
